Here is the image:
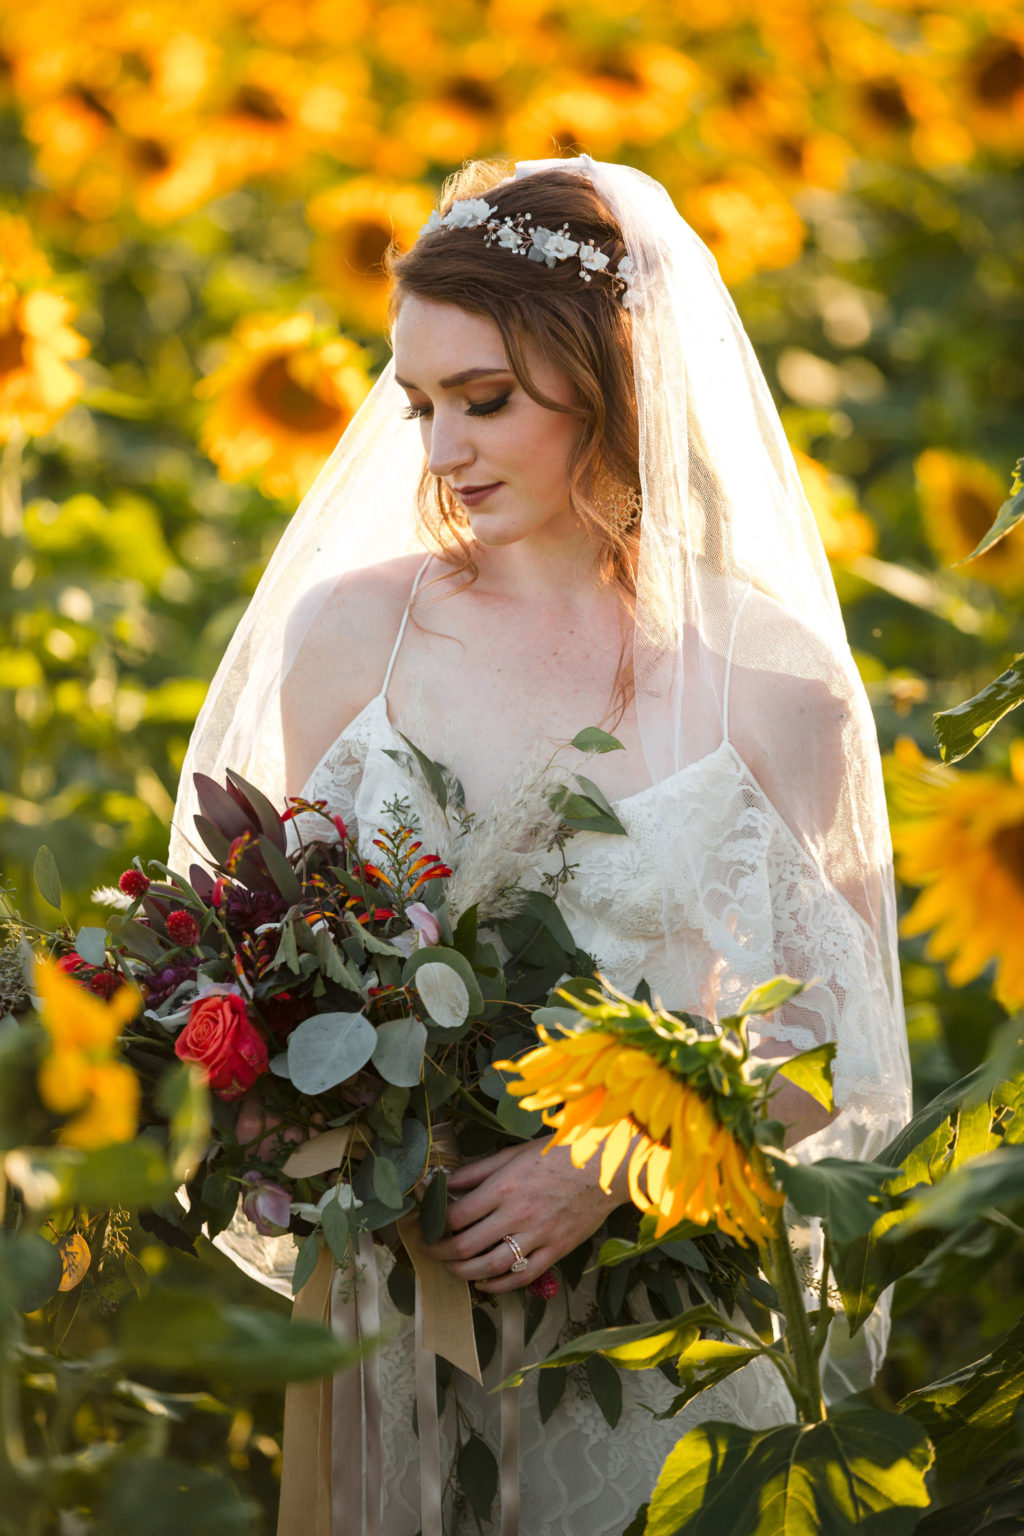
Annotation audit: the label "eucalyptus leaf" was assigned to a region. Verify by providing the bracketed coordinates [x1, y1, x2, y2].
[645, 1405, 932, 1536]
[372, 1015, 427, 1088]
[419, 1168, 448, 1245]
[33, 844, 62, 911]
[404, 946, 484, 1018]
[457, 1433, 498, 1524]
[291, 1232, 321, 1296]
[538, 1365, 568, 1424]
[586, 1353, 623, 1429]
[287, 1011, 376, 1093]
[321, 1198, 351, 1263]
[373, 1155, 403, 1209]
[934, 657, 1024, 764]
[74, 925, 108, 967]
[0, 1232, 63, 1312]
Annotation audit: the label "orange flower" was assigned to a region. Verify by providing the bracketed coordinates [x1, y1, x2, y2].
[197, 313, 372, 500]
[916, 449, 1024, 591]
[501, 1025, 782, 1246]
[35, 958, 141, 1150]
[0, 215, 88, 441]
[796, 451, 877, 564]
[887, 738, 1024, 1010]
[684, 169, 806, 285]
[308, 177, 435, 333]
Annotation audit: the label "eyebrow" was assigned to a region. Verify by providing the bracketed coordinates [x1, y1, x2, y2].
[395, 366, 513, 391]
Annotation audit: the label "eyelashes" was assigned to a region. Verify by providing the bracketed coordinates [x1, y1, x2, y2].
[402, 393, 511, 422]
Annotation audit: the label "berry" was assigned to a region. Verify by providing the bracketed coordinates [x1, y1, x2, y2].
[166, 909, 201, 947]
[118, 868, 150, 899]
[528, 1269, 559, 1301]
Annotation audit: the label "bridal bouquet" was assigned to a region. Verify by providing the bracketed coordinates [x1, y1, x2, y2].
[46, 752, 611, 1290]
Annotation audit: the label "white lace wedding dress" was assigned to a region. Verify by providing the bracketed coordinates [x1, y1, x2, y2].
[218, 580, 908, 1535]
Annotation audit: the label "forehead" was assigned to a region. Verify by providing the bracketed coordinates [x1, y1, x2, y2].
[392, 296, 508, 389]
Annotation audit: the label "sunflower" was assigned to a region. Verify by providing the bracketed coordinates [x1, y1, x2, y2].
[683, 169, 806, 285]
[35, 958, 141, 1149]
[916, 448, 1024, 591]
[0, 215, 88, 441]
[887, 737, 1024, 1010]
[197, 313, 372, 500]
[796, 450, 876, 564]
[500, 1023, 782, 1246]
[308, 177, 435, 333]
[957, 27, 1024, 154]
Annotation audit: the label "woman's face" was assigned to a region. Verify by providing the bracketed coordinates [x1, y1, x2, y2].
[392, 295, 581, 548]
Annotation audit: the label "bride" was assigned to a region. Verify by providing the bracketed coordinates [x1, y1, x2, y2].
[171, 155, 911, 1535]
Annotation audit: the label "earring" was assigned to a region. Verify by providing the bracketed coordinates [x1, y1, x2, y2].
[591, 470, 642, 535]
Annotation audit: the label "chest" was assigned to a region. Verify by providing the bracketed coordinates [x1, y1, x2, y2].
[384, 589, 649, 811]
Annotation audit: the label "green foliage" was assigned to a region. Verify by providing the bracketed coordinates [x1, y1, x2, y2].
[644, 1406, 933, 1536]
[933, 658, 1024, 763]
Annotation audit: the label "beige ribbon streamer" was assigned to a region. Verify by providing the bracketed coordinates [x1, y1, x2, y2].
[276, 1122, 532, 1536]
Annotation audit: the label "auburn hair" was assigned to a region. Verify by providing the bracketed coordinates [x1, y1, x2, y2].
[385, 158, 642, 605]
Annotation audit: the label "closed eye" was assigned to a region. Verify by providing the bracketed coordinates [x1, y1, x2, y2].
[402, 394, 511, 421]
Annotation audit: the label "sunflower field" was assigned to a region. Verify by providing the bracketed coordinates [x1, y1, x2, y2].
[1, 0, 1024, 1530]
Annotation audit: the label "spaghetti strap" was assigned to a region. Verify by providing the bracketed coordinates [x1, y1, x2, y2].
[721, 583, 752, 744]
[381, 556, 431, 698]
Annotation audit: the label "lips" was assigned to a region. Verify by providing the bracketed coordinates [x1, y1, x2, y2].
[452, 482, 501, 507]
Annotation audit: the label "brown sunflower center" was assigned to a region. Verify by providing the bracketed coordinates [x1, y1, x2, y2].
[0, 324, 26, 379]
[860, 79, 912, 129]
[971, 40, 1024, 106]
[343, 219, 392, 275]
[443, 76, 499, 117]
[131, 137, 172, 175]
[232, 85, 287, 125]
[992, 821, 1024, 889]
[253, 355, 342, 432]
[951, 484, 1000, 544]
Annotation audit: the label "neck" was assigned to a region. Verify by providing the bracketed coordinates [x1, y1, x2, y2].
[473, 517, 605, 603]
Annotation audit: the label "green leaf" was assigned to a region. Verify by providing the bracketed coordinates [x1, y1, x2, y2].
[419, 1168, 448, 1245]
[549, 788, 627, 836]
[292, 1232, 321, 1296]
[732, 975, 806, 1020]
[395, 732, 452, 812]
[373, 1155, 403, 1209]
[597, 1213, 704, 1268]
[957, 466, 1024, 564]
[538, 1364, 568, 1424]
[321, 1197, 351, 1264]
[74, 925, 108, 967]
[496, 1089, 546, 1139]
[33, 844, 62, 911]
[501, 1304, 731, 1384]
[97, 1456, 257, 1536]
[934, 657, 1024, 763]
[570, 726, 625, 754]
[108, 914, 168, 965]
[118, 1287, 363, 1384]
[771, 1042, 836, 1114]
[645, 1404, 933, 1536]
[895, 1145, 1024, 1231]
[912, 1467, 1024, 1535]
[898, 1314, 1024, 1486]
[6, 1140, 175, 1211]
[772, 1157, 902, 1245]
[257, 834, 303, 902]
[287, 1011, 376, 1093]
[403, 946, 485, 1020]
[372, 1015, 427, 1088]
[457, 1432, 498, 1524]
[585, 1353, 623, 1429]
[0, 1232, 63, 1312]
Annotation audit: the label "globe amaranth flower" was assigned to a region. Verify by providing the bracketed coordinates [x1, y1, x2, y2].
[500, 1024, 782, 1246]
[118, 868, 150, 900]
[166, 909, 201, 947]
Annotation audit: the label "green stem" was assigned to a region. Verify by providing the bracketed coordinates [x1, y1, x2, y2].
[814, 1232, 833, 1352]
[763, 1204, 825, 1423]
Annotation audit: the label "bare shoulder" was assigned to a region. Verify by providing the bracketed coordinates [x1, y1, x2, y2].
[282, 552, 429, 793]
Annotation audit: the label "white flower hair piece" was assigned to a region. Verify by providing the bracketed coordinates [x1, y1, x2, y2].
[418, 198, 638, 307]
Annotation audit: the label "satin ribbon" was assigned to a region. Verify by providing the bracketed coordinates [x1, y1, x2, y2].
[275, 1124, 524, 1536]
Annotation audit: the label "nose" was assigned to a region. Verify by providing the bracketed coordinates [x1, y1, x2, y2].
[424, 405, 474, 481]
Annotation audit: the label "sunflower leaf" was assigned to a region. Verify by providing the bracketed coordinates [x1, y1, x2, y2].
[770, 1042, 836, 1114]
[933, 656, 1024, 763]
[956, 460, 1024, 564]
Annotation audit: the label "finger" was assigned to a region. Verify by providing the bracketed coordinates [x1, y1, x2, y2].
[446, 1144, 524, 1192]
[445, 1235, 536, 1284]
[443, 1181, 505, 1235]
[475, 1245, 553, 1294]
[429, 1209, 514, 1262]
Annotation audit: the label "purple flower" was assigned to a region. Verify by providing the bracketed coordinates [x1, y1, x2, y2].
[241, 1171, 293, 1236]
[143, 958, 198, 1008]
[225, 887, 288, 933]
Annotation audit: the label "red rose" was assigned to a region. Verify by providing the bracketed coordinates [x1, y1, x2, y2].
[56, 953, 88, 977]
[175, 992, 269, 1101]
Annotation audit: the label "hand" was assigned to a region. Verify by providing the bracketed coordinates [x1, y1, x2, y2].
[235, 1090, 323, 1163]
[424, 1135, 630, 1294]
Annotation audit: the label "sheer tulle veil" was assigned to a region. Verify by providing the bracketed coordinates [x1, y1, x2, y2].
[170, 154, 911, 1395]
